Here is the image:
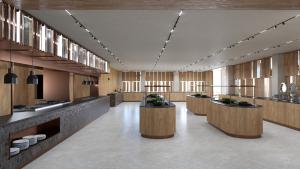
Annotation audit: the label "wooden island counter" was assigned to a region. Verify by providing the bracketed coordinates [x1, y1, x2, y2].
[207, 100, 263, 138]
[186, 95, 211, 116]
[140, 102, 176, 139]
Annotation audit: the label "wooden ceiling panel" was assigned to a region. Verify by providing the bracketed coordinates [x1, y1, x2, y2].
[5, 0, 300, 10]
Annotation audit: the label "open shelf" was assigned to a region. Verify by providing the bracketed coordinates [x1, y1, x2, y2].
[9, 118, 60, 158]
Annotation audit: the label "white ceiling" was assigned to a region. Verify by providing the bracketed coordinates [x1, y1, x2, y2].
[28, 10, 300, 71]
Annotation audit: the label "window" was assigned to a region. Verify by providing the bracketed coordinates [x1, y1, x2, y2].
[145, 72, 173, 92]
[122, 72, 141, 92]
[179, 71, 206, 93]
[56, 35, 68, 59]
[0, 3, 5, 38]
[70, 43, 78, 62]
[78, 47, 87, 64]
[23, 15, 33, 46]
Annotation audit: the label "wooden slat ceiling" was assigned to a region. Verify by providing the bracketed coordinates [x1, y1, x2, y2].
[5, 0, 300, 10]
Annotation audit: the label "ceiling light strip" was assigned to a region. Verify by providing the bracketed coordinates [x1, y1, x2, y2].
[211, 37, 300, 70]
[179, 13, 300, 71]
[65, 10, 126, 67]
[152, 10, 183, 71]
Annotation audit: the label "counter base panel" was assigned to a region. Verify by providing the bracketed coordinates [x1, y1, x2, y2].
[208, 122, 261, 139]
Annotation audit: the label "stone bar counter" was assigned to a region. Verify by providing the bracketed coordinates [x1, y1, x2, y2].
[0, 96, 110, 169]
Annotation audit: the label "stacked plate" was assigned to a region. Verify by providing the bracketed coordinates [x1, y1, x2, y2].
[23, 135, 38, 146]
[34, 134, 47, 141]
[10, 147, 20, 156]
[12, 139, 29, 151]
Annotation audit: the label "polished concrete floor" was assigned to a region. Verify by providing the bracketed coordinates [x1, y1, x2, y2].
[24, 102, 300, 169]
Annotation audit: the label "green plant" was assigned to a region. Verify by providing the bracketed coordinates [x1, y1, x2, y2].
[238, 101, 252, 107]
[221, 98, 237, 105]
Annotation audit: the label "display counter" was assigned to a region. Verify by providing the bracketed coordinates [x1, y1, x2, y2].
[186, 95, 211, 115]
[140, 102, 176, 139]
[221, 95, 300, 130]
[207, 100, 263, 138]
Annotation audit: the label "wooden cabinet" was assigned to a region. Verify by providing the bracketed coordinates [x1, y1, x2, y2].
[207, 101, 263, 138]
[186, 95, 211, 115]
[122, 92, 143, 102]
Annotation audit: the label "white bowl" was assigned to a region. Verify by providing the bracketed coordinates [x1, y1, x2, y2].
[23, 135, 38, 146]
[12, 139, 29, 150]
[10, 147, 20, 156]
[34, 134, 47, 141]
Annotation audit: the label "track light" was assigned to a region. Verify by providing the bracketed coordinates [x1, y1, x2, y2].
[65, 10, 72, 16]
[178, 10, 183, 16]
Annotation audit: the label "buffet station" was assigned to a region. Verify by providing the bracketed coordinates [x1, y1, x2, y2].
[140, 85, 176, 139]
[186, 94, 210, 116]
[107, 92, 123, 107]
[0, 96, 110, 169]
[207, 85, 263, 138]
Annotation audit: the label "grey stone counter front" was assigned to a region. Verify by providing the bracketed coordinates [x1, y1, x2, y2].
[107, 92, 123, 107]
[0, 96, 110, 169]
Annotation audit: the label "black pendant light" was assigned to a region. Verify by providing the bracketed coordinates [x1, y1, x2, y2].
[4, 42, 17, 84]
[27, 53, 38, 85]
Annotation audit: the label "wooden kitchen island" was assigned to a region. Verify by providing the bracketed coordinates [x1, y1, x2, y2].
[186, 95, 211, 116]
[140, 102, 176, 139]
[207, 100, 263, 138]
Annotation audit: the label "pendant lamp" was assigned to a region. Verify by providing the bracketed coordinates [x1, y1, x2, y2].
[4, 42, 17, 84]
[27, 53, 38, 85]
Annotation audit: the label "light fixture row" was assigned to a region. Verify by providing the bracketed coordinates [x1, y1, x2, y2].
[152, 10, 183, 71]
[179, 13, 300, 71]
[65, 10, 126, 67]
[207, 38, 300, 71]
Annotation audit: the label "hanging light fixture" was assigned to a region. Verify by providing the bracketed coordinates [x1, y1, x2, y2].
[82, 79, 87, 85]
[4, 42, 17, 84]
[27, 52, 38, 85]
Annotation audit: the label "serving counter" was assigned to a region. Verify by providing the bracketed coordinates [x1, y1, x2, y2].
[0, 96, 110, 169]
[221, 95, 300, 130]
[140, 102, 176, 139]
[186, 95, 211, 115]
[207, 100, 263, 138]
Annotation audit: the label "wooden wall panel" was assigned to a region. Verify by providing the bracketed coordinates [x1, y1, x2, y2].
[99, 68, 119, 96]
[73, 74, 90, 99]
[284, 51, 298, 76]
[0, 61, 11, 116]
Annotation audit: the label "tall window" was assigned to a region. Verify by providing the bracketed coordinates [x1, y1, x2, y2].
[213, 67, 229, 96]
[145, 72, 173, 92]
[122, 72, 141, 92]
[179, 71, 206, 92]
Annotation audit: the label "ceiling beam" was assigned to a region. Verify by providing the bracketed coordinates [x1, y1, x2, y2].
[4, 0, 300, 10]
